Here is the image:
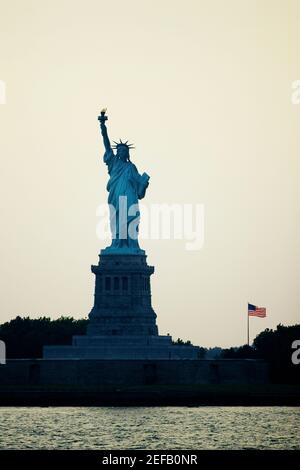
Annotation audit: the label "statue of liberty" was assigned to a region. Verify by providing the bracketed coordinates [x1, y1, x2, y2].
[98, 109, 150, 253]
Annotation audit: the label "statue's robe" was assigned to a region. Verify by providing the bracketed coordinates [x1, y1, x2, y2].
[104, 148, 148, 249]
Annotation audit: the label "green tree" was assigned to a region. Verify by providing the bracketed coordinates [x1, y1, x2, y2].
[0, 316, 88, 358]
[254, 324, 300, 384]
[221, 345, 257, 359]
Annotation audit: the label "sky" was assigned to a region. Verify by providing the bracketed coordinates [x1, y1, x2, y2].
[0, 0, 299, 347]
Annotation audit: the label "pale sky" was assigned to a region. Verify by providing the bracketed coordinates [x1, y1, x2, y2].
[0, 0, 299, 347]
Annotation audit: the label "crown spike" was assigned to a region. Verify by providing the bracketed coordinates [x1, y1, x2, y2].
[111, 139, 135, 150]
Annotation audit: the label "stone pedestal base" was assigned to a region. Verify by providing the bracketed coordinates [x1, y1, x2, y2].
[43, 335, 200, 360]
[87, 253, 158, 336]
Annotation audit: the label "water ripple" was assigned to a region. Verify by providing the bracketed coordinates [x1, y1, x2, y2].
[0, 406, 299, 449]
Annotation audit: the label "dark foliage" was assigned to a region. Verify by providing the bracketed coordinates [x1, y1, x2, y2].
[205, 347, 223, 359]
[0, 316, 88, 358]
[172, 337, 192, 346]
[254, 324, 300, 384]
[221, 345, 258, 359]
[172, 338, 206, 358]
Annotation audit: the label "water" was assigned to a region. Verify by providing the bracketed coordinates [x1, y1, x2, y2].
[0, 407, 299, 449]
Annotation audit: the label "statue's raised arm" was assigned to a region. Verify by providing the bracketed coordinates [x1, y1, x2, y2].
[98, 109, 111, 152]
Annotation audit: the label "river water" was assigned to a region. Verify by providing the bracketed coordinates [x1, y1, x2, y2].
[0, 406, 299, 449]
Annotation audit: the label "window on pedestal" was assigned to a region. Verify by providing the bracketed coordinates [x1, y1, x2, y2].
[97, 277, 103, 292]
[142, 276, 148, 292]
[105, 277, 111, 291]
[114, 277, 119, 290]
[122, 276, 128, 291]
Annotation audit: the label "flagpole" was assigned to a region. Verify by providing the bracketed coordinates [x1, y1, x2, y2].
[247, 305, 249, 346]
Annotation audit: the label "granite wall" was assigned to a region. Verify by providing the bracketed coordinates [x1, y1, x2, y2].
[0, 359, 269, 387]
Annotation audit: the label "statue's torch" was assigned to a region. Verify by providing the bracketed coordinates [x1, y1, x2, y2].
[98, 108, 108, 123]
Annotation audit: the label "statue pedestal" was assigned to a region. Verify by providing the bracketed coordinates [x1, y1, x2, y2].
[43, 252, 200, 360]
[87, 253, 158, 336]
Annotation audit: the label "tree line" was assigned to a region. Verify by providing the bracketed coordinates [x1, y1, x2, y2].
[0, 316, 87, 359]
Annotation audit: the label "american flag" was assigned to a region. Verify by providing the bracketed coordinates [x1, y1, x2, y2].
[248, 303, 266, 318]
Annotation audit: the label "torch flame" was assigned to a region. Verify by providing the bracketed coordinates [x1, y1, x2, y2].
[101, 108, 107, 114]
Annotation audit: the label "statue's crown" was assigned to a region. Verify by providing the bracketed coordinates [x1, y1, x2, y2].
[112, 139, 135, 150]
